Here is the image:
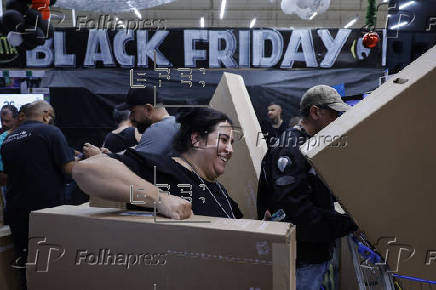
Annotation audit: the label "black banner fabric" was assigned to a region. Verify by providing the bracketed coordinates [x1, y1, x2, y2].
[46, 68, 384, 150]
[1, 28, 385, 69]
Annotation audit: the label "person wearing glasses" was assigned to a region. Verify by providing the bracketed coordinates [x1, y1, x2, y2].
[73, 107, 243, 220]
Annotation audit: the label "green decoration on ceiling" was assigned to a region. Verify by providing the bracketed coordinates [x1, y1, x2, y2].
[366, 0, 377, 29]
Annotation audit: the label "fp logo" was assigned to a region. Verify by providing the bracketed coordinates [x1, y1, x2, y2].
[15, 237, 65, 272]
[374, 237, 415, 273]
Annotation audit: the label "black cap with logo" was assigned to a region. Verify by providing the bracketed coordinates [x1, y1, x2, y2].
[116, 87, 163, 110]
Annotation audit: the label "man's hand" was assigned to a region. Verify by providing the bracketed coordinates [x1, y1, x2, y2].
[100, 147, 111, 154]
[263, 210, 272, 221]
[83, 143, 102, 158]
[156, 194, 193, 220]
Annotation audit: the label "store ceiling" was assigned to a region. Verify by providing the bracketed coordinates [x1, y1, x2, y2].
[49, 0, 388, 29]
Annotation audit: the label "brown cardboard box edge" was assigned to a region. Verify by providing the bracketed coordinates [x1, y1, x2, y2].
[210, 72, 268, 219]
[30, 205, 293, 239]
[89, 195, 126, 209]
[28, 205, 296, 290]
[301, 45, 436, 158]
[300, 45, 436, 280]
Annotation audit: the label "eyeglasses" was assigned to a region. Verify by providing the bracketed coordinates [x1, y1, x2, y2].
[204, 126, 244, 143]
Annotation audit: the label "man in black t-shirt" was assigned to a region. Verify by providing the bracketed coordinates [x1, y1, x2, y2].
[263, 103, 287, 148]
[1, 100, 74, 272]
[102, 109, 139, 153]
[258, 86, 357, 290]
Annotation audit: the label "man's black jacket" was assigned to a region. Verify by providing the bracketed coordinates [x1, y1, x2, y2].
[257, 127, 357, 265]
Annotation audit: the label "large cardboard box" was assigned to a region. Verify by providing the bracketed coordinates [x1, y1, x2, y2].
[210, 72, 268, 219]
[301, 45, 436, 281]
[0, 226, 21, 290]
[27, 205, 296, 290]
[89, 196, 126, 209]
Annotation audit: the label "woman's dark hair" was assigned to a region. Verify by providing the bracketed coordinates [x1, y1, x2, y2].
[112, 109, 130, 124]
[173, 107, 233, 154]
[1, 105, 19, 118]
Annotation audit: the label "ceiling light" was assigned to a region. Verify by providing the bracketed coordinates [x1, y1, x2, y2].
[309, 12, 318, 20]
[249, 18, 256, 28]
[220, 0, 227, 20]
[133, 8, 142, 19]
[72, 9, 76, 27]
[390, 21, 408, 29]
[344, 17, 358, 28]
[399, 1, 415, 10]
[200, 17, 205, 28]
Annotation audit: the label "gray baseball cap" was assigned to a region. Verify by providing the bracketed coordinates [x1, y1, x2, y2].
[300, 85, 351, 113]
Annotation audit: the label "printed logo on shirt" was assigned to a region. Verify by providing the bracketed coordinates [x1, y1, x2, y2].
[3, 130, 31, 144]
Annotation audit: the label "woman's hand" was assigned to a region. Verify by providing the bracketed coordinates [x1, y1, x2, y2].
[156, 194, 193, 220]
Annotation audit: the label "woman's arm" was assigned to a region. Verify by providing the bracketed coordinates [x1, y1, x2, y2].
[72, 154, 192, 219]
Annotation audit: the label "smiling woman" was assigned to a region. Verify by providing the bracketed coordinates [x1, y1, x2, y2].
[73, 107, 243, 219]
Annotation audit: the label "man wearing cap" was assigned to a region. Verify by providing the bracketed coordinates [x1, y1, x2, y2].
[117, 87, 179, 155]
[257, 85, 357, 290]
